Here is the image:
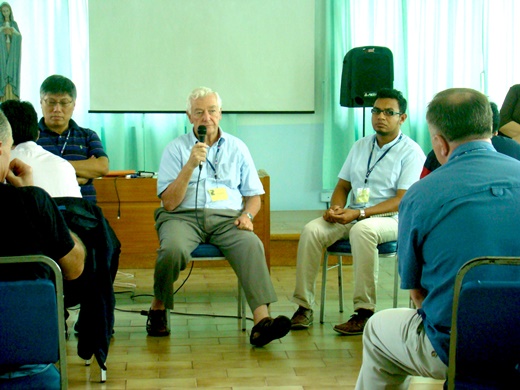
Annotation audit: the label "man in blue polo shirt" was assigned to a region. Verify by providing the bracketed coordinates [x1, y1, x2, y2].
[37, 75, 108, 203]
[355, 88, 520, 388]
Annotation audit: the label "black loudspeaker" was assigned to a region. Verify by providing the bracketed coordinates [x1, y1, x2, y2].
[340, 46, 394, 107]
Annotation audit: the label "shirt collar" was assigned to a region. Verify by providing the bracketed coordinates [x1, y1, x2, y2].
[38, 118, 79, 135]
[190, 127, 226, 146]
[373, 131, 403, 150]
[449, 140, 495, 161]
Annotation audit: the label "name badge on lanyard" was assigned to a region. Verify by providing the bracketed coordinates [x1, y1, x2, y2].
[357, 134, 402, 205]
[208, 187, 228, 201]
[355, 187, 370, 204]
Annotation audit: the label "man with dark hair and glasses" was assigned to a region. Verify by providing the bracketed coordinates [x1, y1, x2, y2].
[290, 88, 425, 334]
[37, 75, 109, 203]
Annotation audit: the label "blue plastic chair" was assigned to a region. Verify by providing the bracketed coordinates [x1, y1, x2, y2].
[319, 239, 399, 323]
[189, 244, 247, 330]
[0, 255, 68, 389]
[447, 256, 520, 389]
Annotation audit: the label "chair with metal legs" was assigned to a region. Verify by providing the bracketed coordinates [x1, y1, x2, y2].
[446, 256, 520, 389]
[189, 243, 247, 331]
[319, 239, 399, 324]
[0, 255, 68, 389]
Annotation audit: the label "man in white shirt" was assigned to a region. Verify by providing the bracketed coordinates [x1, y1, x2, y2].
[1, 99, 81, 197]
[290, 88, 426, 334]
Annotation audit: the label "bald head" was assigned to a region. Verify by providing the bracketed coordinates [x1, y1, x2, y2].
[426, 88, 493, 142]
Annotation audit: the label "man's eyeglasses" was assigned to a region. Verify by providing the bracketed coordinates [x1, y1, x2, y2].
[371, 107, 402, 117]
[43, 99, 74, 108]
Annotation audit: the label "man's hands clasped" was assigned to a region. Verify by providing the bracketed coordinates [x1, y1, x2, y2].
[323, 205, 360, 225]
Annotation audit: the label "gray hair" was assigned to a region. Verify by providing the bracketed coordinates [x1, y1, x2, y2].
[186, 87, 222, 113]
[426, 88, 493, 142]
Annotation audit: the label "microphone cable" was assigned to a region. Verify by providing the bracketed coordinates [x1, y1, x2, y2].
[194, 125, 207, 231]
[194, 158, 204, 231]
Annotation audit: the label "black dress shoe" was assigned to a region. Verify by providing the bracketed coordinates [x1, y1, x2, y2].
[146, 309, 170, 337]
[250, 315, 291, 347]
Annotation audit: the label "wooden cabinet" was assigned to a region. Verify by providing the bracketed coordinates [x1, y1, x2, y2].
[94, 170, 270, 269]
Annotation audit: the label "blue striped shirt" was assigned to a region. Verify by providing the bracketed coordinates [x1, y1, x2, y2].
[37, 118, 108, 203]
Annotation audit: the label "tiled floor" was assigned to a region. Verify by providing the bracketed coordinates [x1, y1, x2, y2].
[64, 262, 444, 389]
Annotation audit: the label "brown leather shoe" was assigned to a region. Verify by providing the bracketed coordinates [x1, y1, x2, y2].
[290, 306, 313, 330]
[333, 309, 374, 335]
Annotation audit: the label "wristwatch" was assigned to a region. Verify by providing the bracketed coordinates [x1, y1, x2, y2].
[243, 212, 254, 221]
[358, 209, 366, 220]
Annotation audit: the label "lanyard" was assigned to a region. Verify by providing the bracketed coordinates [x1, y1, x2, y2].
[206, 140, 222, 180]
[60, 131, 71, 156]
[364, 134, 403, 184]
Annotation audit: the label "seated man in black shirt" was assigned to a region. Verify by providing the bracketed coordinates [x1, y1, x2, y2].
[0, 107, 118, 371]
[0, 109, 87, 381]
[0, 109, 86, 277]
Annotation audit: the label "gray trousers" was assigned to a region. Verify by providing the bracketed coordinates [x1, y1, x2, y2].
[153, 208, 277, 311]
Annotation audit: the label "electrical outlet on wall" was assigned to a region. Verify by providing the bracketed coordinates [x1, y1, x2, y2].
[320, 191, 333, 203]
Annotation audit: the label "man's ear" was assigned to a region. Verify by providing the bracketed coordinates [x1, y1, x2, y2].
[438, 134, 450, 158]
[433, 133, 451, 164]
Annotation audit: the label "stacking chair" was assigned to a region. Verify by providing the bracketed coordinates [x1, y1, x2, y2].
[188, 243, 247, 330]
[0, 255, 68, 389]
[319, 239, 398, 323]
[447, 256, 520, 390]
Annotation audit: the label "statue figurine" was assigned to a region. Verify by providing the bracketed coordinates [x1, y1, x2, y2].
[0, 2, 21, 101]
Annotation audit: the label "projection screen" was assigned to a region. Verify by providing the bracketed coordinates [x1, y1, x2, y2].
[88, 0, 315, 113]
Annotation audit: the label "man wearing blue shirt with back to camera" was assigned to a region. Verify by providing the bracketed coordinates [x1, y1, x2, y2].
[355, 88, 520, 388]
[146, 86, 291, 347]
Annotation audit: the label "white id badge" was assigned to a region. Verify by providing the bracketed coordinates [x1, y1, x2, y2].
[355, 187, 370, 204]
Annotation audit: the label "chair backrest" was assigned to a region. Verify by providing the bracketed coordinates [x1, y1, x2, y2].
[0, 255, 68, 389]
[447, 256, 520, 390]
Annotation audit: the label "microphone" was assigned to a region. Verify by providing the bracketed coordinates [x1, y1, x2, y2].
[197, 126, 207, 169]
[197, 125, 207, 143]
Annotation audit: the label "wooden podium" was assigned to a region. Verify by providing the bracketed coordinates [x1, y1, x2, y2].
[94, 170, 270, 269]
